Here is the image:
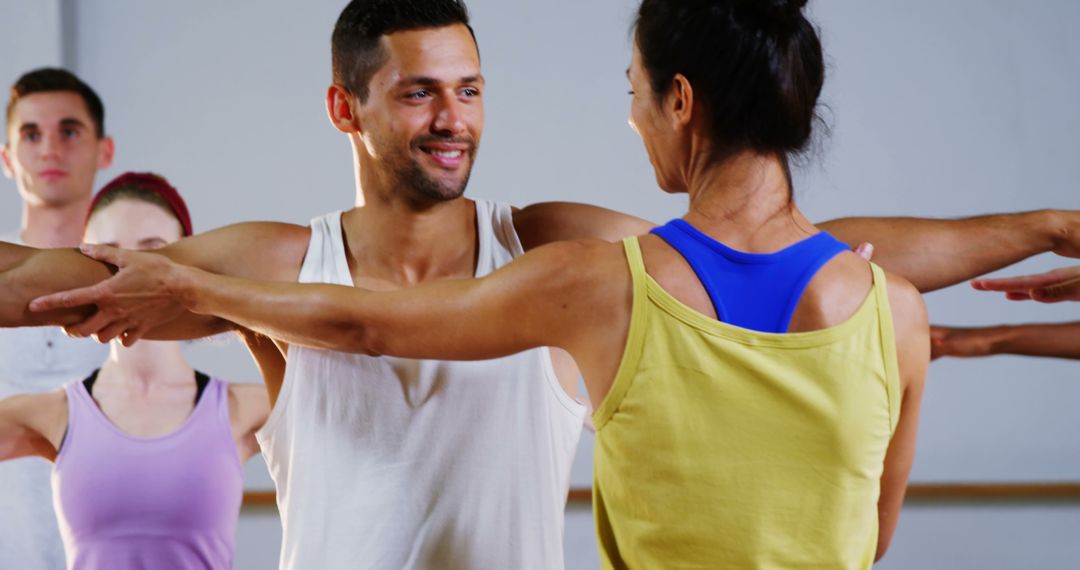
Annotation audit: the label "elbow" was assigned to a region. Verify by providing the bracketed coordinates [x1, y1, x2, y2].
[329, 315, 389, 357]
[874, 514, 898, 562]
[874, 539, 890, 563]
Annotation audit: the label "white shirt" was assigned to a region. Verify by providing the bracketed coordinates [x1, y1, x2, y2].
[257, 201, 586, 570]
[0, 230, 109, 570]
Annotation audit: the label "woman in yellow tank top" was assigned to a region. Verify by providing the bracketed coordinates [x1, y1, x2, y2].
[49, 0, 930, 567]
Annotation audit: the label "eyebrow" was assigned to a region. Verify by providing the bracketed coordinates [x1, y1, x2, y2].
[397, 74, 485, 88]
[17, 118, 88, 133]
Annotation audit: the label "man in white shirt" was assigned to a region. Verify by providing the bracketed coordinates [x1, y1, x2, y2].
[0, 67, 113, 569]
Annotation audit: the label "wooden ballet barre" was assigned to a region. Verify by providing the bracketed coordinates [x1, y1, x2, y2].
[242, 483, 1080, 507]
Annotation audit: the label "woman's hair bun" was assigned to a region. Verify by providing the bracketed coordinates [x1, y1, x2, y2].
[733, 0, 808, 35]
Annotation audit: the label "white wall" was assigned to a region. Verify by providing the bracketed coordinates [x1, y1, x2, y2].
[0, 0, 62, 91]
[3, 1, 1078, 568]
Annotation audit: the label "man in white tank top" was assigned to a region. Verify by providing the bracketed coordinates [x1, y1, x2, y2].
[0, 4, 642, 568]
[7, 1, 1080, 569]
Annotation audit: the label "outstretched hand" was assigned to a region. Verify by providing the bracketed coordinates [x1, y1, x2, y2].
[28, 243, 188, 346]
[971, 265, 1080, 303]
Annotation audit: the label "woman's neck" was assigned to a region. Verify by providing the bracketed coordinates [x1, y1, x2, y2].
[683, 151, 817, 252]
[96, 340, 194, 392]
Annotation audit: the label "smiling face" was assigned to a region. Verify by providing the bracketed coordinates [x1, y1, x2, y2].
[84, 198, 183, 251]
[356, 24, 484, 203]
[2, 91, 113, 208]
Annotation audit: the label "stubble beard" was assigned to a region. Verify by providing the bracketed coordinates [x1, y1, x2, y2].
[398, 155, 473, 203]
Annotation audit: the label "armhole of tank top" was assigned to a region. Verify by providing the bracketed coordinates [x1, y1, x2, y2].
[255, 365, 294, 447]
[214, 379, 246, 470]
[329, 211, 356, 286]
[534, 346, 588, 418]
[256, 218, 328, 444]
[593, 238, 649, 431]
[477, 199, 507, 276]
[210, 378, 229, 426]
[652, 225, 729, 322]
[491, 200, 582, 414]
[778, 240, 849, 332]
[871, 263, 902, 434]
[53, 382, 81, 471]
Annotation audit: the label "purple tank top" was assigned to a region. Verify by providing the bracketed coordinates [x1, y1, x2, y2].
[52, 377, 243, 570]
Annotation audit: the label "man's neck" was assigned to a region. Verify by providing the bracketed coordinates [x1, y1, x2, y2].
[20, 197, 92, 248]
[341, 193, 479, 287]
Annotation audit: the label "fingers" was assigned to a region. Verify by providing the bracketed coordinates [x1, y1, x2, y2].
[121, 324, 151, 347]
[1031, 275, 1080, 303]
[79, 243, 128, 267]
[854, 242, 875, 261]
[972, 272, 1060, 292]
[93, 319, 133, 345]
[29, 283, 111, 312]
[63, 309, 123, 339]
[1004, 292, 1032, 301]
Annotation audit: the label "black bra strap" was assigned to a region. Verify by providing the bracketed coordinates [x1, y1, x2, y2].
[84, 369, 210, 405]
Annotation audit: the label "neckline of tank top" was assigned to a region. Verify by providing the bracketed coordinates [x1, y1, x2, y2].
[75, 376, 216, 443]
[635, 253, 883, 347]
[329, 200, 500, 286]
[665, 218, 836, 264]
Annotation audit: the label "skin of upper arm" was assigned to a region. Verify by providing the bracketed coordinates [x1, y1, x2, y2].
[513, 202, 655, 251]
[0, 391, 68, 462]
[875, 273, 929, 561]
[228, 383, 271, 462]
[134, 222, 312, 342]
[160, 221, 311, 282]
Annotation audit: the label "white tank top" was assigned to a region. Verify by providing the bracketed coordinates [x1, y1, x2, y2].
[256, 200, 586, 570]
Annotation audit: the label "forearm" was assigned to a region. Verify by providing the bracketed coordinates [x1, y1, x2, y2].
[0, 242, 110, 327]
[171, 242, 588, 361]
[820, 210, 1068, 293]
[988, 322, 1080, 360]
[175, 266, 386, 354]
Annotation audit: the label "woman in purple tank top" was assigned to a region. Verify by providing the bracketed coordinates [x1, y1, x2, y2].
[0, 173, 270, 570]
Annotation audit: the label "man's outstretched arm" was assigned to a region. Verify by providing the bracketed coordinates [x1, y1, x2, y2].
[4, 221, 309, 340]
[931, 322, 1080, 361]
[519, 203, 1078, 294]
[820, 209, 1077, 293]
[0, 242, 111, 327]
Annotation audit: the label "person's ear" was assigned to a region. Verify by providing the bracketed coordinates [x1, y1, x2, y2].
[667, 73, 694, 131]
[326, 84, 362, 134]
[97, 136, 115, 170]
[1, 144, 13, 179]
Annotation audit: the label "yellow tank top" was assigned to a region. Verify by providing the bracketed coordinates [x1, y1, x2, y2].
[592, 237, 901, 569]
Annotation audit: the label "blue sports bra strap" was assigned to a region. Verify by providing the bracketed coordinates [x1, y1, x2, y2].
[778, 233, 850, 331]
[650, 222, 728, 321]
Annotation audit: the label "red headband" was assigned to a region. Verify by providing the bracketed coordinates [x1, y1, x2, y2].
[87, 172, 193, 237]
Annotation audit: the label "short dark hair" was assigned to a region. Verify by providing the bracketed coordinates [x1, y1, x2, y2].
[634, 0, 824, 163]
[5, 68, 106, 138]
[331, 0, 476, 103]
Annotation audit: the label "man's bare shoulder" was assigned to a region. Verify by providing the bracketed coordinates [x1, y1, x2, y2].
[512, 201, 655, 251]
